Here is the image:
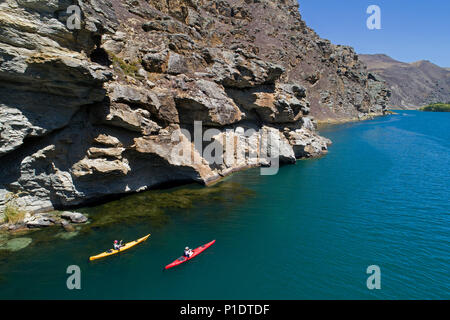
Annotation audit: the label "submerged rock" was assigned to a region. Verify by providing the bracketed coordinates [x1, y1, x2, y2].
[54, 231, 79, 240]
[0, 237, 32, 252]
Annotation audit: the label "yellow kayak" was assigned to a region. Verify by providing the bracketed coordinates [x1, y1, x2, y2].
[89, 234, 150, 261]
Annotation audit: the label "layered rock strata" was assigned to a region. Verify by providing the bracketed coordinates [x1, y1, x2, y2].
[0, 0, 389, 220]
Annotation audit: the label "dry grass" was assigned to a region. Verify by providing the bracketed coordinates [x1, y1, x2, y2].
[3, 204, 25, 224]
[2, 192, 26, 224]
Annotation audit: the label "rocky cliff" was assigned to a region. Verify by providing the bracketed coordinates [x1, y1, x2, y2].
[0, 0, 389, 219]
[360, 54, 450, 109]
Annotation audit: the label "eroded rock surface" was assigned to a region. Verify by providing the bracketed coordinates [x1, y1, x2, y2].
[0, 0, 389, 217]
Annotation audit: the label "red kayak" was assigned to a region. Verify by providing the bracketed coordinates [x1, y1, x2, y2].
[165, 240, 216, 269]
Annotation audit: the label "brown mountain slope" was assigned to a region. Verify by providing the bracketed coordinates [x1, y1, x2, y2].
[359, 54, 450, 109]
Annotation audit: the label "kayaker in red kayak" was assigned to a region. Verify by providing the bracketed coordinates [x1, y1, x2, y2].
[165, 240, 216, 269]
[184, 246, 193, 258]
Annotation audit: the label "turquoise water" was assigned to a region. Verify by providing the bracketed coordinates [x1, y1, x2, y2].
[0, 110, 449, 299]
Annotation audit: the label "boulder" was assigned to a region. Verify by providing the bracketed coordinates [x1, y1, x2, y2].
[167, 52, 189, 75]
[93, 135, 122, 147]
[61, 212, 88, 224]
[210, 49, 285, 88]
[100, 103, 161, 135]
[72, 158, 131, 178]
[174, 79, 242, 126]
[88, 147, 125, 159]
[142, 51, 169, 73]
[25, 213, 55, 228]
[288, 128, 332, 158]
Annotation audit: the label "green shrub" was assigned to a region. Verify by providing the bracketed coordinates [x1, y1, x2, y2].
[420, 103, 450, 112]
[108, 52, 142, 78]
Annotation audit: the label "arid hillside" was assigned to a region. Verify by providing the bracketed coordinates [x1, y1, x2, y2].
[360, 54, 450, 109]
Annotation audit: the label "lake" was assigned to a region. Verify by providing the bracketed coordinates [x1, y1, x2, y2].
[0, 110, 449, 299]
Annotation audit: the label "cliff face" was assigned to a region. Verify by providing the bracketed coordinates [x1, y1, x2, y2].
[360, 54, 450, 109]
[0, 0, 389, 217]
[210, 0, 391, 121]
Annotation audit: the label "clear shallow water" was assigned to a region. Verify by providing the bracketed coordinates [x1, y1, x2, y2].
[0, 110, 449, 299]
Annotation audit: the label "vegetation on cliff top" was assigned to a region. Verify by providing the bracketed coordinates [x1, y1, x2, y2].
[420, 103, 450, 112]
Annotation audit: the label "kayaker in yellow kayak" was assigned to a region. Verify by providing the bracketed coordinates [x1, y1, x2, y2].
[184, 246, 193, 258]
[89, 234, 150, 261]
[113, 240, 123, 250]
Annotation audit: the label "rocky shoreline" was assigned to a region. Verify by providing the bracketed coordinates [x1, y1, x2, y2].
[0, 210, 88, 252]
[1, 209, 87, 230]
[316, 112, 387, 126]
[0, 0, 390, 228]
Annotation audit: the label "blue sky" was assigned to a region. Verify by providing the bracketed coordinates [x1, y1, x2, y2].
[298, 0, 450, 67]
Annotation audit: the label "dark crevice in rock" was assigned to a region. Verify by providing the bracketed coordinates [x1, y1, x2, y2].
[90, 47, 112, 66]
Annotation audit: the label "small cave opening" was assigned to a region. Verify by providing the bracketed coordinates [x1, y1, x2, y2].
[90, 47, 111, 66]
